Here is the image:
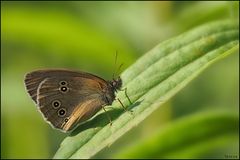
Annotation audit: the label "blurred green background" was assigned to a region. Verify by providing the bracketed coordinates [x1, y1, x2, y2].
[1, 1, 239, 159]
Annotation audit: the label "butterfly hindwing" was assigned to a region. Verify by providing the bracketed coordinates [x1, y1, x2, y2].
[24, 69, 110, 132]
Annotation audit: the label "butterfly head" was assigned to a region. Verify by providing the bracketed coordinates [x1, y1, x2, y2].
[110, 76, 122, 91]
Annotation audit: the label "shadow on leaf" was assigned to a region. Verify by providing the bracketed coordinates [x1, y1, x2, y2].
[70, 101, 142, 136]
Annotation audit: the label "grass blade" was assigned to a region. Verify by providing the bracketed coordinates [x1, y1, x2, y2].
[53, 20, 239, 159]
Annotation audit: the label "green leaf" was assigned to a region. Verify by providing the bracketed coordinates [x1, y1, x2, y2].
[115, 111, 239, 158]
[53, 20, 239, 159]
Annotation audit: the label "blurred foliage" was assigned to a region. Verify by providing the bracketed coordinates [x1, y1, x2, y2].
[115, 111, 239, 159]
[1, 1, 239, 159]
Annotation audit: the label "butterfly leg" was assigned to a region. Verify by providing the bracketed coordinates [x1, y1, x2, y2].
[124, 88, 132, 105]
[119, 87, 132, 105]
[102, 105, 112, 126]
[117, 98, 133, 115]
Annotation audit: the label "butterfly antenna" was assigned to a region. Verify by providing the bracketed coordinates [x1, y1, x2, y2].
[112, 50, 118, 79]
[116, 63, 124, 77]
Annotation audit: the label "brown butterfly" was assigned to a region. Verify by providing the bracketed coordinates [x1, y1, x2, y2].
[24, 69, 126, 132]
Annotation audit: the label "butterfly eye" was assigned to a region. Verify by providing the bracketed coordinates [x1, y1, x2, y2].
[58, 108, 66, 117]
[52, 100, 61, 109]
[59, 86, 68, 93]
[59, 81, 67, 86]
